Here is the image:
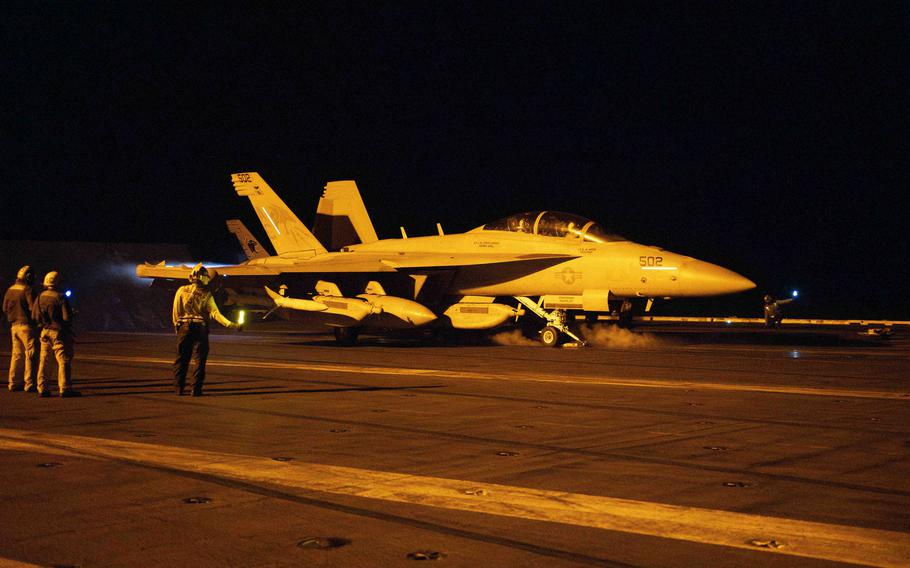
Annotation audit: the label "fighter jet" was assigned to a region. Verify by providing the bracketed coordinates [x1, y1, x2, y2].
[137, 172, 755, 346]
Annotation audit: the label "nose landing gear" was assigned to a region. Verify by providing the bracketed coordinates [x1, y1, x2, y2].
[514, 296, 585, 347]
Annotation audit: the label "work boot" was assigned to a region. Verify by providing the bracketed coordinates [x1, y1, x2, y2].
[191, 388, 203, 397]
[8, 385, 24, 392]
[24, 385, 37, 393]
[60, 390, 82, 398]
[38, 391, 51, 398]
[175, 386, 185, 396]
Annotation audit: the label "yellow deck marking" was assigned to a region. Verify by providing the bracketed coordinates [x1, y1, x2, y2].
[1, 428, 908, 567]
[0, 558, 44, 568]
[84, 353, 910, 400]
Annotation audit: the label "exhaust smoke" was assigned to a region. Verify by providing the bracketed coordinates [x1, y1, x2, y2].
[491, 329, 542, 347]
[579, 324, 666, 349]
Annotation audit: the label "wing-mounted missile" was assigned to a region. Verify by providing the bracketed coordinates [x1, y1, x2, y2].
[265, 286, 330, 312]
[264, 282, 436, 329]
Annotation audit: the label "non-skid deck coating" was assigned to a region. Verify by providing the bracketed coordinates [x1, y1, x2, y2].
[1, 327, 908, 567]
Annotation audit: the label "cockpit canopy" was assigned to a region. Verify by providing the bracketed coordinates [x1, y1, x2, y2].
[479, 211, 626, 243]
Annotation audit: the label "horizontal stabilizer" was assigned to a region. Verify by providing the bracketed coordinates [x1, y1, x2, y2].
[136, 262, 281, 280]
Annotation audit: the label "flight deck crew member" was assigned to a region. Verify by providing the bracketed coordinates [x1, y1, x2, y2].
[763, 294, 794, 329]
[4, 266, 37, 392]
[32, 271, 79, 397]
[172, 264, 241, 396]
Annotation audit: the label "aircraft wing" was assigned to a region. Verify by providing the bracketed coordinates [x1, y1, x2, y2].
[136, 253, 576, 280]
[261, 252, 578, 273]
[370, 252, 577, 270]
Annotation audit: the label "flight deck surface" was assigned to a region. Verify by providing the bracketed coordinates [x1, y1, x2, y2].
[1, 327, 908, 567]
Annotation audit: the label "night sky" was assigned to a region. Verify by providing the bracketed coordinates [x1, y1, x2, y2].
[4, 3, 909, 318]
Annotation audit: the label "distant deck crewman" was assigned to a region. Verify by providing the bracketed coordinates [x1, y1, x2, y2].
[32, 271, 79, 397]
[4, 266, 37, 392]
[172, 264, 241, 396]
[763, 294, 794, 329]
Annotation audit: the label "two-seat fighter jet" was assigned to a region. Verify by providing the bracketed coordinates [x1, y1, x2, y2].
[136, 172, 755, 345]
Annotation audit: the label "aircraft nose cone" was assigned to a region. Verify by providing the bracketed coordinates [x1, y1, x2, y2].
[681, 260, 756, 296]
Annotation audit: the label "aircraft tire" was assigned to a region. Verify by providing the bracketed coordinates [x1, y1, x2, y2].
[539, 326, 561, 347]
[334, 326, 360, 346]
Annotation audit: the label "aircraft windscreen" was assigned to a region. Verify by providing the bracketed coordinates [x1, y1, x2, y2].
[482, 211, 625, 242]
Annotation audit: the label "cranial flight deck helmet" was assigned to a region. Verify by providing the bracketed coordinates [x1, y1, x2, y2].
[43, 271, 61, 288]
[763, 294, 773, 304]
[17, 265, 34, 285]
[188, 264, 211, 285]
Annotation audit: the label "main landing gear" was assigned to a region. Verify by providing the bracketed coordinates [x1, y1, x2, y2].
[617, 299, 634, 328]
[333, 326, 361, 346]
[514, 297, 585, 348]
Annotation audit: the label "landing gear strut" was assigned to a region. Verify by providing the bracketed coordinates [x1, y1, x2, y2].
[514, 297, 585, 347]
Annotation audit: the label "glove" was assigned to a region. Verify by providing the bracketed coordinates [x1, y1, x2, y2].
[232, 322, 244, 331]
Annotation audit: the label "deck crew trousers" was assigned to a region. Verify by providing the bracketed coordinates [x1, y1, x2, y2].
[174, 322, 209, 394]
[8, 324, 36, 390]
[37, 328, 74, 393]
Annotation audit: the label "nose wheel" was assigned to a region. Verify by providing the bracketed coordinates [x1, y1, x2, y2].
[514, 296, 585, 347]
[539, 326, 561, 347]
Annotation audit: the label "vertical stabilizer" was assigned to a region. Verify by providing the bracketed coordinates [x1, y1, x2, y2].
[226, 219, 270, 259]
[312, 180, 379, 250]
[231, 172, 327, 257]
